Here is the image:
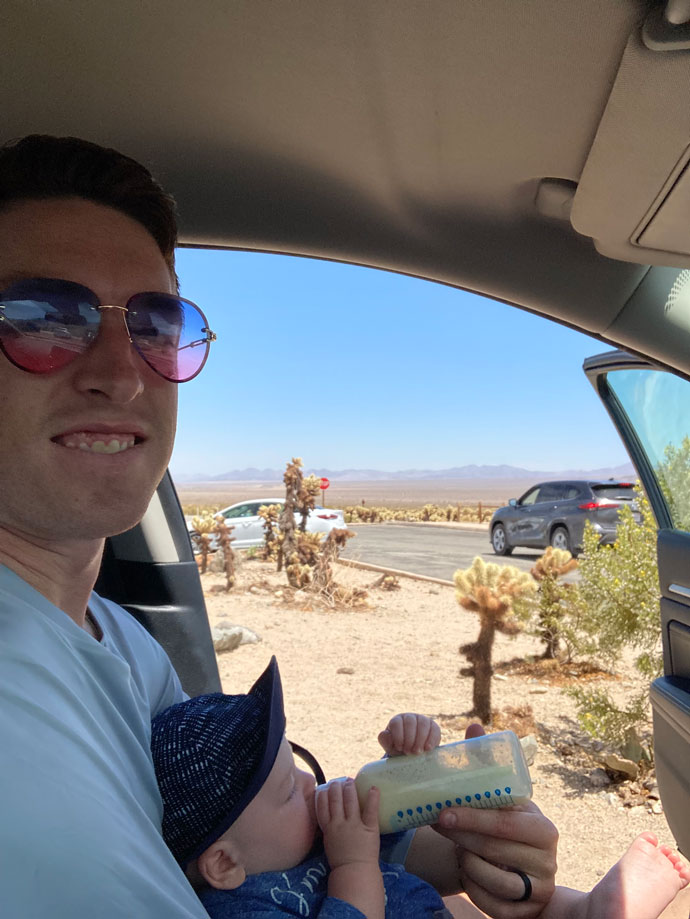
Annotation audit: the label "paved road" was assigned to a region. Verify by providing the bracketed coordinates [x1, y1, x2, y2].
[341, 523, 546, 581]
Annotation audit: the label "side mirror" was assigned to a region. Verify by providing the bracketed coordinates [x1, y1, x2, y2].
[509, 498, 517, 507]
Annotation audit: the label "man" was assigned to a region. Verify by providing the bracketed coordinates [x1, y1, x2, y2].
[0, 135, 558, 918]
[0, 135, 213, 918]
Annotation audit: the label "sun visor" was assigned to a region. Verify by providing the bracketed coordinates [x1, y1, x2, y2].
[571, 9, 690, 268]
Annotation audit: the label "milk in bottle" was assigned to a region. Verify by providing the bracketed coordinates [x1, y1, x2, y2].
[354, 730, 532, 833]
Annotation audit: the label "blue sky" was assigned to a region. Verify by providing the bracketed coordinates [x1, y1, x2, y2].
[170, 248, 629, 478]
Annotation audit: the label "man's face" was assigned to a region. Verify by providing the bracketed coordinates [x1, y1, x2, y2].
[0, 197, 178, 542]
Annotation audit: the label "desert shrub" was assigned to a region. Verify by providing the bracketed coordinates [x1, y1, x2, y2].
[454, 557, 535, 723]
[343, 503, 500, 525]
[563, 489, 661, 761]
[657, 436, 690, 530]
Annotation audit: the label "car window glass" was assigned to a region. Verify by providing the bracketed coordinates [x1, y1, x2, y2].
[564, 486, 581, 500]
[591, 484, 635, 501]
[605, 368, 690, 529]
[520, 488, 540, 506]
[538, 483, 564, 501]
[224, 504, 255, 518]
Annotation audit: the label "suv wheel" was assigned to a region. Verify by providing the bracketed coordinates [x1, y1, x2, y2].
[550, 526, 571, 553]
[492, 523, 513, 556]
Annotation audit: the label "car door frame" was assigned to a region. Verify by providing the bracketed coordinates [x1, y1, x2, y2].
[584, 349, 690, 857]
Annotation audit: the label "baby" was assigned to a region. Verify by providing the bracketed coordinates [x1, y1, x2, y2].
[152, 655, 449, 918]
[151, 657, 690, 919]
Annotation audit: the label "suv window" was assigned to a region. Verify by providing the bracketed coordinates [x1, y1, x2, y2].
[591, 484, 635, 501]
[538, 483, 566, 501]
[519, 487, 541, 506]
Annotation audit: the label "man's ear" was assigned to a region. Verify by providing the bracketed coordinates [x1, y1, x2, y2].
[197, 838, 247, 890]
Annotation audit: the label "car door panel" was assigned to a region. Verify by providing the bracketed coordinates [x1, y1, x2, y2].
[584, 350, 690, 856]
[96, 471, 221, 698]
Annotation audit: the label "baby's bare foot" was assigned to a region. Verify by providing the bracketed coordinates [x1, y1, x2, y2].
[585, 832, 690, 919]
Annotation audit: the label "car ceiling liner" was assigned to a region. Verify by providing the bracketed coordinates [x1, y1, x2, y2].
[571, 1, 690, 268]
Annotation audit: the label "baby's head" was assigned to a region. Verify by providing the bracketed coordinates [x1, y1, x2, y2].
[151, 657, 318, 890]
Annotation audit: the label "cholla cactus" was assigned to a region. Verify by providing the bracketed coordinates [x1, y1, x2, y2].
[212, 518, 236, 591]
[191, 511, 218, 574]
[300, 475, 322, 530]
[527, 547, 578, 660]
[258, 503, 281, 560]
[454, 557, 535, 723]
[277, 458, 303, 575]
[312, 528, 355, 594]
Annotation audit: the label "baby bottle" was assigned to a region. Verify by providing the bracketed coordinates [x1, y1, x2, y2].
[354, 730, 532, 833]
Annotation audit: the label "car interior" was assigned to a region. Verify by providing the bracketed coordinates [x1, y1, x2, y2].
[6, 0, 690, 856]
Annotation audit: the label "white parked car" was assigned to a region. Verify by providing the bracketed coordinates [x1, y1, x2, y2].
[188, 499, 347, 550]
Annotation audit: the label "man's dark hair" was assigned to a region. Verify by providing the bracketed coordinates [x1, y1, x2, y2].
[0, 135, 178, 274]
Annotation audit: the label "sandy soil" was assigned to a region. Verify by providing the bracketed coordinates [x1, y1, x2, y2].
[202, 555, 690, 915]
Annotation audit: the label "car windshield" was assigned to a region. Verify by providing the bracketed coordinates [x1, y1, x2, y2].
[591, 484, 634, 500]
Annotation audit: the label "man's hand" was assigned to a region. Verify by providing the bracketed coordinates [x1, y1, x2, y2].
[378, 712, 441, 756]
[432, 723, 558, 918]
[316, 778, 381, 870]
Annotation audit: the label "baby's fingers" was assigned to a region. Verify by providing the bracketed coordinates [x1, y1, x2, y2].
[341, 777, 363, 819]
[422, 718, 441, 751]
[316, 779, 345, 828]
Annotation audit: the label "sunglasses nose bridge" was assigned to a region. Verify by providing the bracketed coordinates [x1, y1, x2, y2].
[94, 304, 133, 342]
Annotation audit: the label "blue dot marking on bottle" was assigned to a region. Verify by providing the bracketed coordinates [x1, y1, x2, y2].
[425, 804, 433, 811]
[446, 800, 453, 807]
[398, 811, 404, 818]
[505, 787, 511, 794]
[407, 809, 413, 816]
[495, 790, 501, 796]
[456, 798, 463, 805]
[475, 793, 481, 801]
[484, 791, 491, 799]
[436, 802, 443, 810]
[416, 807, 423, 814]
[465, 796, 471, 803]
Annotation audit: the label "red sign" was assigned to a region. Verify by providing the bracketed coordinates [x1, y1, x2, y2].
[320, 477, 330, 490]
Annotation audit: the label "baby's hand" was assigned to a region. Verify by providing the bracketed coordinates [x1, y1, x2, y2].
[316, 779, 380, 870]
[378, 712, 441, 756]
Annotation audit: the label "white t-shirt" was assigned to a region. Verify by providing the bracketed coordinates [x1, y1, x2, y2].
[0, 564, 210, 918]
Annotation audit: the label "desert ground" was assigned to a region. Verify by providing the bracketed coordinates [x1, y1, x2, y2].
[176, 478, 525, 514]
[201, 551, 690, 918]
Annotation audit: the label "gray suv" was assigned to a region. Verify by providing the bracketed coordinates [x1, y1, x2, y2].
[489, 480, 637, 557]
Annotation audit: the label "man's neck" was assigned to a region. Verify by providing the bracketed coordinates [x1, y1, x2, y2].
[0, 529, 104, 626]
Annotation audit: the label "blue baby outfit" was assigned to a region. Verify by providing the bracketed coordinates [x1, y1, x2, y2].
[199, 852, 452, 918]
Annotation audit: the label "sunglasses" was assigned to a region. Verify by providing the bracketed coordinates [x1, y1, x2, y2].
[0, 277, 216, 383]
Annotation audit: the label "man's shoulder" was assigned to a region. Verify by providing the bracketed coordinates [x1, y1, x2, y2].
[90, 591, 186, 711]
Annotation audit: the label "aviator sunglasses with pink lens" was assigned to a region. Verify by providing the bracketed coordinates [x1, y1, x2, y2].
[0, 277, 216, 382]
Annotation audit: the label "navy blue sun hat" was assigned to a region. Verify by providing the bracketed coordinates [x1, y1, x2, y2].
[151, 655, 286, 866]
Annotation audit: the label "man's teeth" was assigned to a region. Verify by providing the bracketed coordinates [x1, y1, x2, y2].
[59, 434, 137, 454]
[78, 439, 133, 454]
